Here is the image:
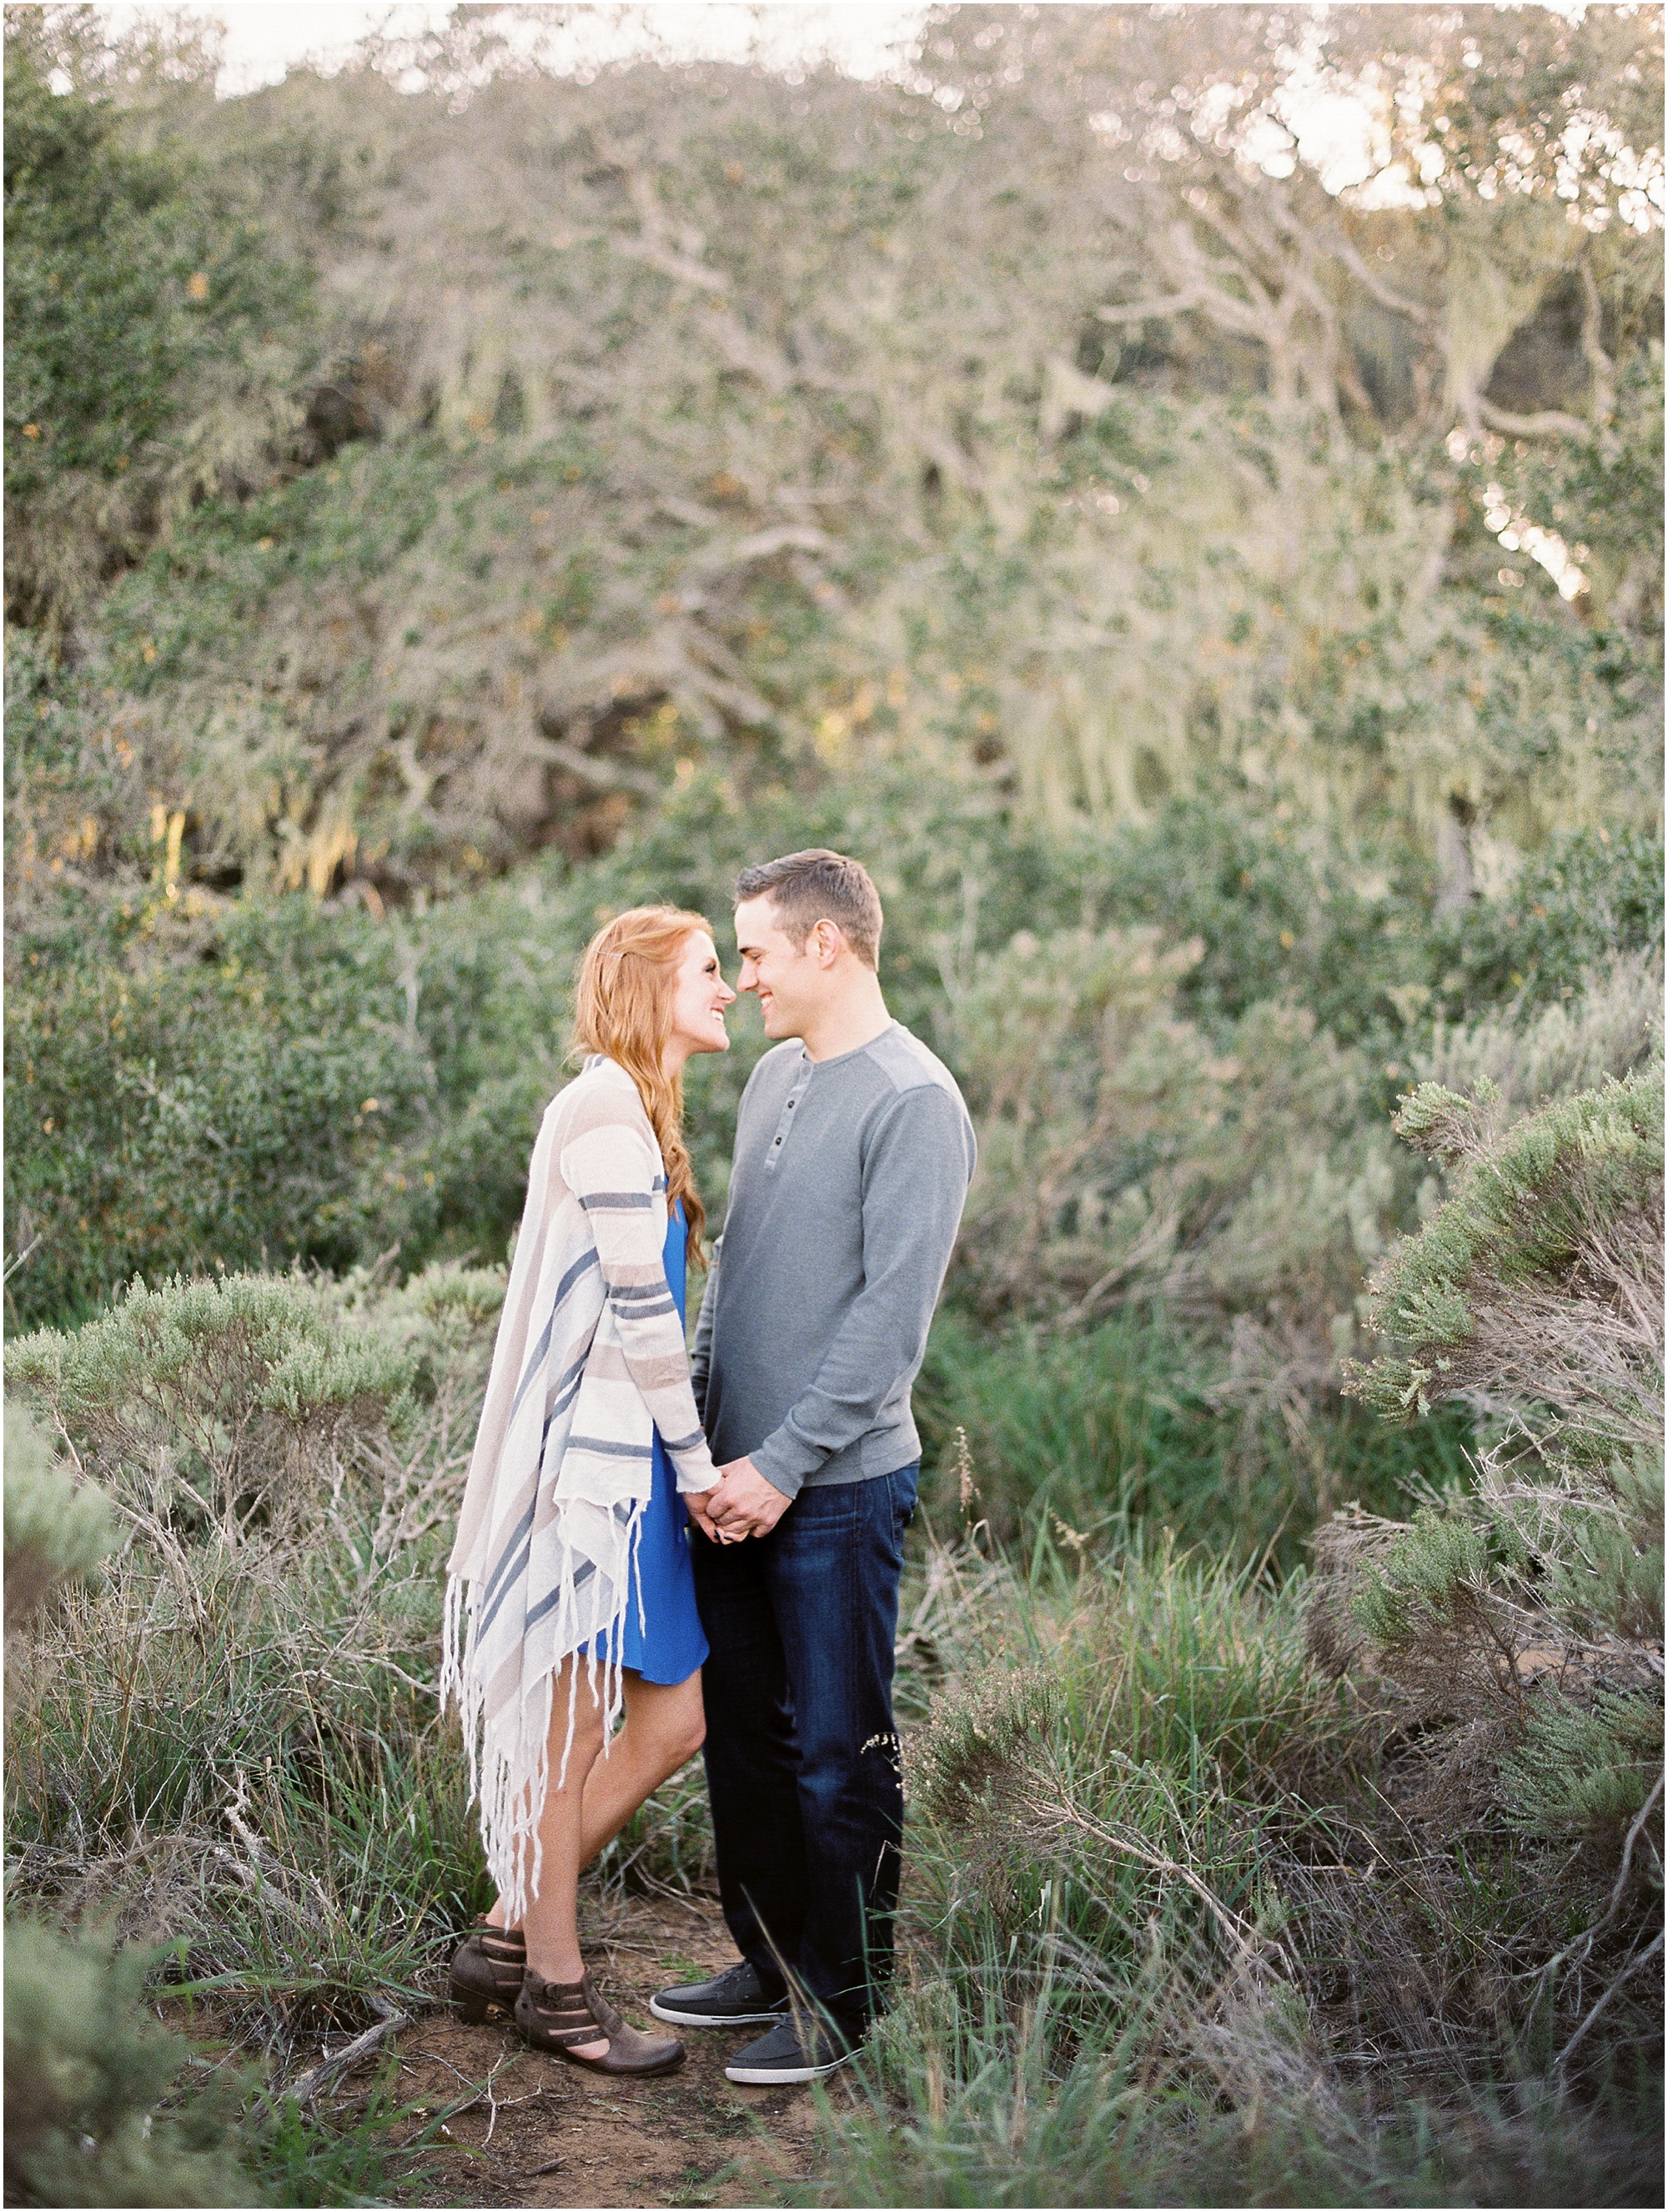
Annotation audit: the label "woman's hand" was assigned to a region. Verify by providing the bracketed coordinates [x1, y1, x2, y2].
[686, 1489, 746, 1545]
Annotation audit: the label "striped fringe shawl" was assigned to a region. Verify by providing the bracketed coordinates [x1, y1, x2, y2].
[441, 1056, 718, 1925]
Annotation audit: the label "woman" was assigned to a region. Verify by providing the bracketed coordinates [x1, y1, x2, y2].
[441, 907, 736, 2076]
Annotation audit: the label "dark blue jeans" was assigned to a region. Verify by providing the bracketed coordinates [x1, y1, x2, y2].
[691, 1462, 919, 2035]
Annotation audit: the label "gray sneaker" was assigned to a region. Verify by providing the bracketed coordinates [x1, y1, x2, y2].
[649, 1959, 790, 2029]
[724, 2013, 857, 2084]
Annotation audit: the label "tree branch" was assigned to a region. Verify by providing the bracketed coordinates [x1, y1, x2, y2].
[282, 2003, 409, 2109]
[1578, 262, 1617, 423]
[1095, 288, 1203, 326]
[1479, 399, 1593, 441]
[1329, 233, 1437, 326]
[522, 734, 659, 797]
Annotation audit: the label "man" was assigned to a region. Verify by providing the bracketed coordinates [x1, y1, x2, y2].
[649, 848, 977, 2085]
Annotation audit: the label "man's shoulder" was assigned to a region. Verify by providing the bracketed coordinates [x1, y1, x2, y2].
[862, 1024, 967, 1111]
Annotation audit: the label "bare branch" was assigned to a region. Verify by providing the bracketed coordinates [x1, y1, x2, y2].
[520, 734, 659, 798]
[1578, 262, 1617, 423]
[282, 2010, 409, 2108]
[1329, 233, 1437, 326]
[1556, 1925, 1665, 2073]
[1479, 399, 1594, 442]
[1095, 289, 1203, 327]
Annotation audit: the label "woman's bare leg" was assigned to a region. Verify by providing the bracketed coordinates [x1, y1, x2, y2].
[580, 1670, 706, 1863]
[482, 1665, 703, 2057]
[505, 1658, 610, 2054]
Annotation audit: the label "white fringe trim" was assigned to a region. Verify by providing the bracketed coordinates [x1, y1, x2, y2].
[441, 1500, 646, 1931]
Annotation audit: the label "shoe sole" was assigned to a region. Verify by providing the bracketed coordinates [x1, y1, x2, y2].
[724, 2051, 854, 2085]
[648, 1997, 790, 2028]
[560, 2046, 686, 2078]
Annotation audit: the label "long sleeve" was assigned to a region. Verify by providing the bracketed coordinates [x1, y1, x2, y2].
[559, 1112, 718, 1494]
[690, 1236, 721, 1418]
[749, 1086, 971, 1498]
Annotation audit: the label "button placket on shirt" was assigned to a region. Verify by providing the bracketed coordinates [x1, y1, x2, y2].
[764, 1056, 813, 1174]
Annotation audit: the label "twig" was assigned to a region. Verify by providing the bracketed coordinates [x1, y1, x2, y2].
[1045, 1794, 1279, 1971]
[1600, 1770, 1665, 1926]
[3, 1231, 43, 1282]
[282, 2010, 409, 2107]
[1555, 1925, 1665, 2073]
[1523, 1770, 1664, 1989]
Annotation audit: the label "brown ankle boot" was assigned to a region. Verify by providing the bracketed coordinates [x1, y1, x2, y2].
[449, 1923, 526, 2024]
[514, 1967, 686, 2077]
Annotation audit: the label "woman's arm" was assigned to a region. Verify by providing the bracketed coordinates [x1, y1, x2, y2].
[559, 1106, 718, 1494]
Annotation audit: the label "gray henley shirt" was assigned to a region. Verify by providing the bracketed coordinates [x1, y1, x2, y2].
[691, 1021, 977, 1497]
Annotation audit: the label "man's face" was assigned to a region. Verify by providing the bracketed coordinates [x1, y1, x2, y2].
[734, 895, 822, 1041]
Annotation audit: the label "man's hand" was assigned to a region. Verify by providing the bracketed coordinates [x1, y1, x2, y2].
[704, 1456, 792, 1541]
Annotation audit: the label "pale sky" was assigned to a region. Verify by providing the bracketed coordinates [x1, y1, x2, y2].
[89, 3, 935, 98]
[79, 2, 1600, 108]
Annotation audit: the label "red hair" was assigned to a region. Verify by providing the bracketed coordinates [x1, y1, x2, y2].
[572, 906, 712, 1267]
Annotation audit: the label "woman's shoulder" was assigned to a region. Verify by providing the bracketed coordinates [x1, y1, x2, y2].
[545, 1057, 651, 1142]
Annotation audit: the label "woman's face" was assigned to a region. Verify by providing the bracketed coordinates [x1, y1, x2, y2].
[666, 930, 736, 1063]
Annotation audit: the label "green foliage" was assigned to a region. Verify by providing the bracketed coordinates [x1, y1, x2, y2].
[947, 915, 1408, 1326]
[1430, 827, 1666, 1021]
[904, 1542, 1344, 2014]
[819, 2004, 1658, 2209]
[915, 1307, 1479, 1569]
[1526, 1448, 1667, 1648]
[7, 7, 1662, 906]
[1416, 946, 1662, 1131]
[3, 1397, 112, 1626]
[3, 1919, 260, 2208]
[3, 894, 523, 1328]
[1317, 1054, 1663, 1929]
[3, 1256, 705, 2046]
[1353, 1058, 1663, 1442]
[8, 1268, 421, 1547]
[1502, 1689, 1666, 1838]
[1349, 1506, 1497, 1648]
[8, 732, 1659, 1340]
[842, 1531, 1662, 2209]
[5, 1263, 486, 2032]
[5, 12, 1664, 2200]
[3, 17, 316, 635]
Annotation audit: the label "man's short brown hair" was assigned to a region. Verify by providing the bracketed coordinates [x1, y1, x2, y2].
[734, 849, 883, 968]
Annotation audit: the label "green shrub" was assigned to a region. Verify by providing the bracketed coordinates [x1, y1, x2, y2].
[842, 1532, 1662, 2209]
[7, 1267, 423, 1548]
[1304, 1053, 1663, 2093]
[1352, 1058, 1663, 1445]
[3, 1398, 112, 1628]
[944, 915, 1412, 1332]
[4, 1920, 259, 2209]
[1502, 1689, 1666, 1838]
[3, 1412, 261, 2207]
[1430, 828, 1665, 1021]
[5, 1264, 498, 2044]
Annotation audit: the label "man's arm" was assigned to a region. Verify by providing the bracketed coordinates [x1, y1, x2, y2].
[689, 1236, 720, 1418]
[748, 1084, 974, 1501]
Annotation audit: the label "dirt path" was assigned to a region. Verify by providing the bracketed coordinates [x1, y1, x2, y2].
[314, 1893, 838, 2208]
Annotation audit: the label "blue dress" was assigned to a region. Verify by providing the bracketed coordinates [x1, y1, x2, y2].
[580, 1199, 709, 1686]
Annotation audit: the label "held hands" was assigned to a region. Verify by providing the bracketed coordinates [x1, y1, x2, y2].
[691, 1456, 791, 1544]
